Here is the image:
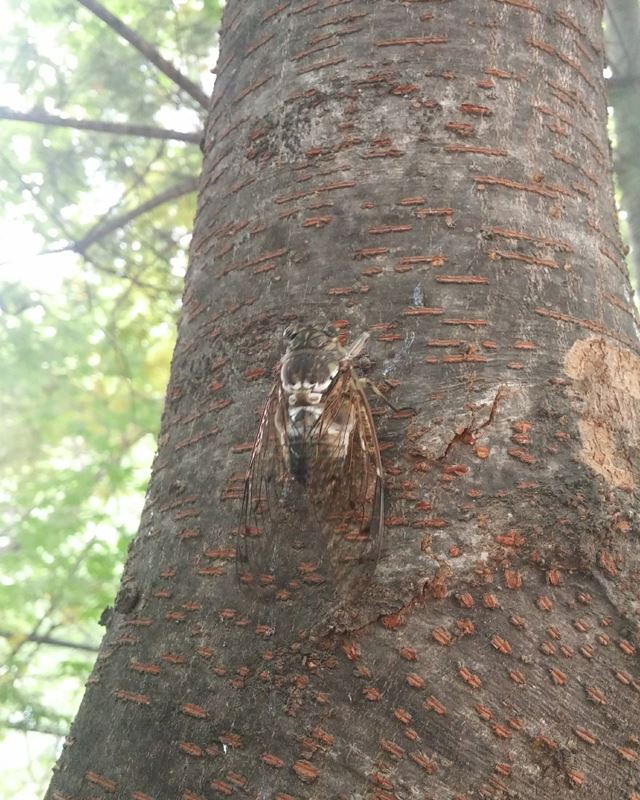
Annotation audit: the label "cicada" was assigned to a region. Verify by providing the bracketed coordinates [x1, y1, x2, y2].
[238, 324, 384, 595]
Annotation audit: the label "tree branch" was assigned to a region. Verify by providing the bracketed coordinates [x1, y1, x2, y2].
[76, 0, 210, 109]
[2, 719, 68, 737]
[0, 630, 99, 653]
[87, 258, 181, 294]
[0, 106, 202, 143]
[66, 177, 199, 254]
[607, 76, 640, 90]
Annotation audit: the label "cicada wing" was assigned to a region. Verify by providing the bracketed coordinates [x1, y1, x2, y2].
[238, 382, 290, 585]
[310, 369, 384, 587]
[239, 366, 384, 598]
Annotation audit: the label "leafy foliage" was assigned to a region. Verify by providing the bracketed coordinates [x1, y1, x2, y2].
[0, 0, 222, 794]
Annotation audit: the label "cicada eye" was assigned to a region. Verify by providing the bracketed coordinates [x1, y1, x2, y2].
[323, 325, 338, 339]
[283, 324, 298, 341]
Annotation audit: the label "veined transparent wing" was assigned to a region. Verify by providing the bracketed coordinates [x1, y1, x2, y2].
[238, 364, 383, 595]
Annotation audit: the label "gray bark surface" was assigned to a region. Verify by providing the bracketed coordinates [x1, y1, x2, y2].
[47, 2, 640, 799]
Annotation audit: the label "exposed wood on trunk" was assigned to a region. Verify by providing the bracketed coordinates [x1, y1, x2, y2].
[47, 2, 640, 799]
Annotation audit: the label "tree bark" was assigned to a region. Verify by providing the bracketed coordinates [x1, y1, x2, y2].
[46, 2, 640, 799]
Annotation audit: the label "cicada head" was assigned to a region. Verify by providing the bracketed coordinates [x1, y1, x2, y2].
[282, 323, 340, 354]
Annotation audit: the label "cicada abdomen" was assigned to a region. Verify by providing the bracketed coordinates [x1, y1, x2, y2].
[238, 324, 383, 598]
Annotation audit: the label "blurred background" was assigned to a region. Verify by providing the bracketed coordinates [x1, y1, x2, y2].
[0, 0, 637, 796]
[0, 1, 220, 795]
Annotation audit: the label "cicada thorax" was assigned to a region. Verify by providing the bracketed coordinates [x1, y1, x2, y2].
[277, 346, 354, 485]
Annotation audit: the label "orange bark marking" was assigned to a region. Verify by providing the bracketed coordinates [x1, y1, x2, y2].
[441, 318, 487, 327]
[446, 121, 475, 136]
[234, 75, 273, 105]
[403, 307, 444, 316]
[427, 338, 463, 347]
[425, 695, 447, 715]
[381, 739, 405, 760]
[496, 530, 525, 547]
[410, 752, 437, 772]
[261, 753, 285, 768]
[458, 666, 482, 690]
[459, 103, 493, 116]
[490, 635, 513, 656]
[129, 661, 161, 675]
[435, 274, 489, 284]
[354, 247, 389, 259]
[218, 247, 288, 277]
[85, 772, 117, 792]
[179, 742, 204, 757]
[210, 780, 233, 795]
[297, 56, 346, 75]
[574, 727, 597, 745]
[415, 206, 454, 217]
[376, 36, 448, 47]
[245, 33, 275, 57]
[485, 66, 525, 81]
[262, 3, 290, 22]
[491, 249, 559, 269]
[114, 689, 151, 705]
[476, 704, 493, 720]
[406, 673, 426, 689]
[369, 224, 412, 234]
[445, 144, 507, 156]
[567, 770, 585, 787]
[432, 627, 453, 646]
[536, 308, 640, 351]
[493, 0, 539, 8]
[508, 448, 536, 464]
[442, 353, 488, 364]
[292, 760, 319, 783]
[292, 40, 340, 62]
[474, 175, 569, 198]
[181, 703, 207, 718]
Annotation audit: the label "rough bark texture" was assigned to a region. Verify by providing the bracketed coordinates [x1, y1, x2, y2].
[47, 2, 640, 799]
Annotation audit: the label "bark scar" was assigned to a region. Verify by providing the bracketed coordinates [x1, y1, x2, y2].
[565, 337, 640, 491]
[442, 385, 506, 459]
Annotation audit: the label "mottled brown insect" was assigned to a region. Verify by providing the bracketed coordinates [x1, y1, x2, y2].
[238, 324, 383, 593]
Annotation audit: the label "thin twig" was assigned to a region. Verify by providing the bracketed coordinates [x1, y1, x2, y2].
[87, 259, 180, 293]
[0, 630, 99, 653]
[607, 76, 640, 89]
[65, 177, 199, 254]
[0, 106, 202, 143]
[2, 720, 68, 737]
[76, 0, 210, 109]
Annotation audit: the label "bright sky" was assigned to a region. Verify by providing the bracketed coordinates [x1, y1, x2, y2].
[0, 222, 78, 292]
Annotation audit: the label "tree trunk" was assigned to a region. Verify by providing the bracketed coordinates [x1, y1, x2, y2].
[46, 2, 640, 799]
